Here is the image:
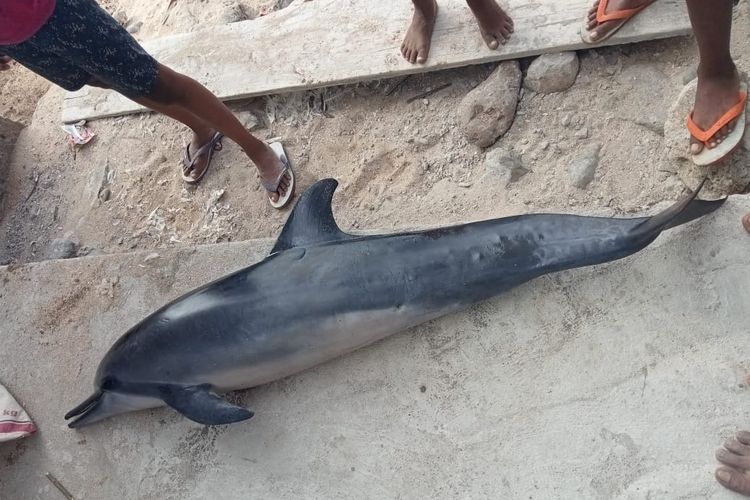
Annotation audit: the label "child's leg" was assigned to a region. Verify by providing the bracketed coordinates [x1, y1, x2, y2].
[136, 65, 291, 198]
[401, 0, 439, 64]
[465, 0, 514, 50]
[685, 0, 740, 153]
[10, 0, 290, 201]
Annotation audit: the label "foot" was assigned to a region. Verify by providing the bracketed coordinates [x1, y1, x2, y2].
[467, 0, 514, 49]
[716, 431, 750, 496]
[689, 66, 741, 154]
[249, 144, 292, 204]
[584, 0, 654, 42]
[183, 128, 219, 183]
[401, 0, 438, 64]
[742, 212, 750, 234]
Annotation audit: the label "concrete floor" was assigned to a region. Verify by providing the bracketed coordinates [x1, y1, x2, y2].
[0, 195, 748, 500]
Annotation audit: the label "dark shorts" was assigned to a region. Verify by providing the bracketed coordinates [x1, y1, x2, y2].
[0, 0, 159, 99]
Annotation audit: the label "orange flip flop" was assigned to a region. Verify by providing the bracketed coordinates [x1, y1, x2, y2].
[687, 83, 747, 166]
[581, 0, 653, 44]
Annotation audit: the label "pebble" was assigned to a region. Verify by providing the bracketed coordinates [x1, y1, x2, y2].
[98, 188, 111, 202]
[484, 147, 529, 186]
[575, 128, 589, 140]
[561, 113, 572, 127]
[568, 144, 601, 189]
[524, 52, 580, 94]
[126, 21, 142, 34]
[458, 61, 522, 147]
[143, 252, 160, 263]
[47, 238, 78, 260]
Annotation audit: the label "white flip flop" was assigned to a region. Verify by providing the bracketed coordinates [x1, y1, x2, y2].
[689, 82, 748, 166]
[265, 141, 296, 209]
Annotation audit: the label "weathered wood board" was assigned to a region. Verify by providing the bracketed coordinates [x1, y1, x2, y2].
[61, 0, 691, 123]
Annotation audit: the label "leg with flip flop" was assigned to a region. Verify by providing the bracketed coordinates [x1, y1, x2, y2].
[582, 0, 747, 167]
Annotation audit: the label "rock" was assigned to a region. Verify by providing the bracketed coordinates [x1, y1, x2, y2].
[568, 144, 601, 189]
[524, 52, 580, 94]
[98, 187, 111, 202]
[664, 79, 750, 197]
[143, 252, 160, 263]
[458, 61, 522, 148]
[484, 147, 529, 185]
[126, 20, 142, 34]
[560, 113, 572, 127]
[238, 111, 263, 131]
[48, 238, 78, 260]
[575, 128, 589, 140]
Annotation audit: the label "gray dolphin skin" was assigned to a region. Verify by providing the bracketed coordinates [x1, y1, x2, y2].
[65, 178, 725, 428]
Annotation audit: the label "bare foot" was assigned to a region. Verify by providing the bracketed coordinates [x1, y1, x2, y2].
[716, 430, 750, 496]
[401, 0, 438, 64]
[584, 0, 654, 42]
[689, 65, 742, 154]
[742, 212, 750, 234]
[466, 0, 514, 49]
[250, 144, 292, 204]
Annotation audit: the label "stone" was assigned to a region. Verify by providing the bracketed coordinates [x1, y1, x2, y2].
[126, 21, 142, 34]
[575, 128, 589, 140]
[664, 79, 750, 197]
[47, 238, 78, 260]
[484, 147, 529, 185]
[458, 61, 522, 148]
[568, 144, 601, 189]
[524, 52, 580, 94]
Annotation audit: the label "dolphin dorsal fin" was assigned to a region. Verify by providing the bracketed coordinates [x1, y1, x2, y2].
[271, 179, 352, 254]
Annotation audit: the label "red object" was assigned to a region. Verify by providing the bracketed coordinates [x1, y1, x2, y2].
[0, 0, 56, 46]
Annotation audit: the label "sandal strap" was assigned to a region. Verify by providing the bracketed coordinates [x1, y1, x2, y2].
[687, 91, 748, 144]
[182, 132, 224, 174]
[261, 164, 289, 193]
[596, 0, 649, 23]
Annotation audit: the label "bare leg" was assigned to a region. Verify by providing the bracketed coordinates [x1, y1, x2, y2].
[465, 0, 514, 49]
[716, 431, 750, 496]
[742, 212, 750, 234]
[401, 0, 438, 64]
[137, 64, 290, 201]
[686, 0, 740, 154]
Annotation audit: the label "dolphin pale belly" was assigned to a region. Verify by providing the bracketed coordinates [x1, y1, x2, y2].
[65, 179, 725, 428]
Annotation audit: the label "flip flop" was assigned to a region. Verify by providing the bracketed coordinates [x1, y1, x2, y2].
[688, 82, 747, 166]
[263, 141, 296, 209]
[181, 131, 224, 184]
[581, 0, 653, 44]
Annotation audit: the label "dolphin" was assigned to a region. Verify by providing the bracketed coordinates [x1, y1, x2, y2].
[65, 179, 724, 428]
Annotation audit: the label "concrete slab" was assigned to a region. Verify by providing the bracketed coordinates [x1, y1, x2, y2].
[61, 0, 692, 122]
[1, 196, 749, 500]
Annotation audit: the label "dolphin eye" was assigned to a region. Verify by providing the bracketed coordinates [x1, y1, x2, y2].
[100, 377, 118, 391]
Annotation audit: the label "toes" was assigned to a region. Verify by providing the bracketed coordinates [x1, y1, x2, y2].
[480, 30, 499, 50]
[717, 448, 750, 470]
[716, 467, 750, 496]
[689, 137, 704, 155]
[725, 438, 750, 457]
[737, 431, 750, 446]
[742, 213, 750, 234]
[416, 47, 428, 64]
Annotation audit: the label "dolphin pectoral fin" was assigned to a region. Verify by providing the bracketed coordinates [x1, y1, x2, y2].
[271, 178, 354, 254]
[158, 384, 254, 426]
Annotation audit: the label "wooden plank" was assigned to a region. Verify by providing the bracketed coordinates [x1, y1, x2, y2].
[61, 0, 691, 123]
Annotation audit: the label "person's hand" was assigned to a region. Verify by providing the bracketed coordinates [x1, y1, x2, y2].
[0, 56, 12, 71]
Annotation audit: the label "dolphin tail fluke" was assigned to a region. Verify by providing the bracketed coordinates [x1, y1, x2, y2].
[632, 179, 726, 238]
[159, 384, 254, 426]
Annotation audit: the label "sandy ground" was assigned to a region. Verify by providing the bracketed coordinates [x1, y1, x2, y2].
[0, 0, 748, 265]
